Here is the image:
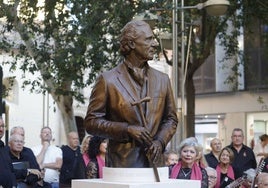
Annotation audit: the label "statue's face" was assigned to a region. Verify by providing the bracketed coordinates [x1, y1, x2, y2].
[132, 24, 158, 62]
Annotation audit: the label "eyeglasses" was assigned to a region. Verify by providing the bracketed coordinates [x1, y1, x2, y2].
[208, 176, 217, 180]
[0, 125, 5, 128]
[13, 140, 25, 144]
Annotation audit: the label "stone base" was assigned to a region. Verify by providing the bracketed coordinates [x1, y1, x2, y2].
[102, 167, 169, 183]
[72, 179, 201, 188]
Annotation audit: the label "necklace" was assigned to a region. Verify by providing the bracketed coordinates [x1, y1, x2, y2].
[181, 168, 191, 177]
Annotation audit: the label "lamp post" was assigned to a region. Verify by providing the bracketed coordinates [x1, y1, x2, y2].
[171, 0, 230, 149]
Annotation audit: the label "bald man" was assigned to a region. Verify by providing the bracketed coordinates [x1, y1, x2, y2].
[59, 132, 86, 188]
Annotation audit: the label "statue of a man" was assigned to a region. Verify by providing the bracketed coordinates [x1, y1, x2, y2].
[84, 20, 178, 168]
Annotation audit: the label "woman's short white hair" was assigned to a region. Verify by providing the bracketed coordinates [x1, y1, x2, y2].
[178, 137, 200, 157]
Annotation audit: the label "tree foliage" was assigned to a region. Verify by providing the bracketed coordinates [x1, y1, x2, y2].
[0, 0, 156, 134]
[0, 0, 267, 138]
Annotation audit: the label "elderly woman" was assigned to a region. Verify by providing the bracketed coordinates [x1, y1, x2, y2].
[86, 136, 108, 179]
[169, 137, 208, 188]
[215, 147, 235, 188]
[205, 167, 217, 188]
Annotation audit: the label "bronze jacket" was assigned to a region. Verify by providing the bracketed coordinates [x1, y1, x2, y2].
[84, 62, 178, 168]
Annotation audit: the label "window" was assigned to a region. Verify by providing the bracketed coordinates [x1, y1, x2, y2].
[244, 18, 268, 89]
[194, 54, 216, 94]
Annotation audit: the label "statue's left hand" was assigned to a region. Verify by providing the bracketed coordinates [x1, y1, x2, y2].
[146, 140, 163, 164]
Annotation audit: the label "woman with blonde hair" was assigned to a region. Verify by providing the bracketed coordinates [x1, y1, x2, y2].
[81, 134, 92, 166]
[215, 147, 235, 188]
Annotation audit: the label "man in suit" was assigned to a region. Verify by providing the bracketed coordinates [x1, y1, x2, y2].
[84, 20, 178, 168]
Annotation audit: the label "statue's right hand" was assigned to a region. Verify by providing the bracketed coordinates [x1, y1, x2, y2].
[127, 125, 152, 146]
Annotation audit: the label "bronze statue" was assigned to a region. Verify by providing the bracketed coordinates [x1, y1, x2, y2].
[84, 20, 178, 168]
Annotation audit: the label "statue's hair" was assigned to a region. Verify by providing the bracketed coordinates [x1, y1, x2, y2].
[119, 20, 148, 56]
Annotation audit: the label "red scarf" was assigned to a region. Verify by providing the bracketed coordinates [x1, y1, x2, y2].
[170, 161, 203, 180]
[215, 164, 234, 188]
[96, 155, 105, 178]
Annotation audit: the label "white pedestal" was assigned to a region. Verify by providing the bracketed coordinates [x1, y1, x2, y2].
[72, 179, 201, 188]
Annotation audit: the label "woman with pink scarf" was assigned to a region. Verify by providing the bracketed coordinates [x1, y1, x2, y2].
[86, 136, 108, 179]
[81, 135, 93, 166]
[170, 137, 208, 188]
[215, 147, 235, 188]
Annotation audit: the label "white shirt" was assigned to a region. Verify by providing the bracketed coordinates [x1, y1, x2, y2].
[32, 144, 62, 183]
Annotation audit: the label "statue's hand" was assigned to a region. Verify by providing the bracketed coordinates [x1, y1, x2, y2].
[127, 125, 152, 146]
[146, 140, 163, 164]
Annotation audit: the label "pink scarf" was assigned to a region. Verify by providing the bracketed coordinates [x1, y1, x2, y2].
[170, 161, 203, 180]
[83, 153, 90, 166]
[96, 155, 105, 178]
[215, 164, 235, 188]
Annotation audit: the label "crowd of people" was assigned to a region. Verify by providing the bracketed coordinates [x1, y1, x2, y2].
[0, 121, 85, 188]
[1, 116, 268, 188]
[0, 119, 106, 188]
[164, 128, 268, 188]
[164, 129, 268, 188]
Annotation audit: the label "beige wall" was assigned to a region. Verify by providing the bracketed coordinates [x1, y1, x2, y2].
[195, 91, 268, 147]
[221, 112, 246, 147]
[195, 91, 268, 114]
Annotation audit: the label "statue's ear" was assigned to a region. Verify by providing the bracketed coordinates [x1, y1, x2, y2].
[128, 41, 135, 49]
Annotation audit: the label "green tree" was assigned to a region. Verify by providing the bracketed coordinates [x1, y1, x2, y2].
[0, 0, 155, 135]
[1, 0, 267, 139]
